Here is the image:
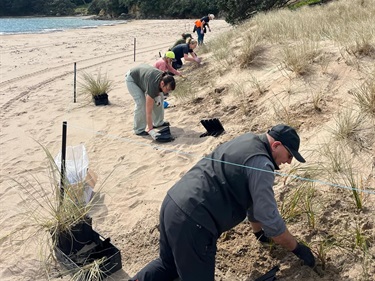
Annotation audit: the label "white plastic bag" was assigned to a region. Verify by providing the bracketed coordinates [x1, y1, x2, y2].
[54, 144, 89, 185]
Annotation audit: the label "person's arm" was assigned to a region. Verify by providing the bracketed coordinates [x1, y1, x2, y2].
[200, 21, 206, 33]
[183, 52, 197, 62]
[250, 221, 262, 233]
[166, 63, 181, 76]
[246, 156, 286, 238]
[246, 156, 315, 267]
[145, 95, 155, 130]
[272, 228, 298, 250]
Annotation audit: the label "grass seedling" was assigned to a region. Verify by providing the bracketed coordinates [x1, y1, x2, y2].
[350, 77, 375, 117]
[271, 94, 299, 128]
[280, 186, 304, 223]
[341, 163, 363, 210]
[302, 183, 317, 229]
[232, 81, 250, 116]
[249, 75, 266, 95]
[331, 108, 366, 142]
[318, 140, 346, 174]
[312, 235, 344, 271]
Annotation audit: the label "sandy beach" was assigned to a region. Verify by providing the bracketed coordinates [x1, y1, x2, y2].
[0, 19, 231, 281]
[1, 11, 374, 281]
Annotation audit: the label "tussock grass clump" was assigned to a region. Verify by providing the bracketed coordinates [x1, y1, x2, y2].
[205, 31, 235, 68]
[318, 141, 346, 174]
[271, 96, 300, 129]
[11, 144, 106, 279]
[79, 70, 113, 98]
[311, 90, 325, 112]
[350, 75, 375, 117]
[281, 40, 320, 75]
[238, 31, 264, 68]
[172, 77, 197, 102]
[331, 108, 366, 141]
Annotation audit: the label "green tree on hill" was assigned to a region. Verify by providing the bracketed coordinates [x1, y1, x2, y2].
[217, 0, 290, 24]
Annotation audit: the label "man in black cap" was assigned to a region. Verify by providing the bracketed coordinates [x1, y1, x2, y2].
[130, 124, 315, 281]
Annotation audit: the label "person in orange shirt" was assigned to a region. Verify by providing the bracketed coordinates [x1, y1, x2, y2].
[153, 51, 181, 76]
[194, 14, 214, 45]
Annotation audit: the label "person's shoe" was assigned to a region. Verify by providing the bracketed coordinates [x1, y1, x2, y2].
[136, 131, 148, 136]
[154, 121, 170, 128]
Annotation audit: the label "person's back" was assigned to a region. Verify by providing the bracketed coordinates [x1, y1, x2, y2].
[130, 125, 316, 281]
[171, 38, 186, 49]
[171, 43, 187, 60]
[153, 51, 181, 76]
[168, 132, 277, 236]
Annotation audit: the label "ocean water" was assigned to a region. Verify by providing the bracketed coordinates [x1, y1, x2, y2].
[0, 17, 126, 35]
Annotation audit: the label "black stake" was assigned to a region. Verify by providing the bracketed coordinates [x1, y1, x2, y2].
[134, 38, 136, 62]
[60, 121, 67, 204]
[73, 63, 77, 103]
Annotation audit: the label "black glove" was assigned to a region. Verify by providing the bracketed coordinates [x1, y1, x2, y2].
[254, 229, 272, 244]
[292, 242, 315, 268]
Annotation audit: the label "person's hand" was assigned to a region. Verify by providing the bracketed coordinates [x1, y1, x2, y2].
[292, 243, 315, 268]
[253, 229, 272, 244]
[148, 129, 160, 141]
[194, 57, 201, 63]
[155, 96, 162, 106]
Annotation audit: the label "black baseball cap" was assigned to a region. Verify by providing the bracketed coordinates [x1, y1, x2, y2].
[268, 124, 306, 163]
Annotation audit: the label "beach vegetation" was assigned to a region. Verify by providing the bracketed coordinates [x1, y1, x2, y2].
[281, 40, 320, 76]
[9, 143, 117, 279]
[79, 70, 113, 98]
[350, 73, 375, 117]
[0, 0, 331, 23]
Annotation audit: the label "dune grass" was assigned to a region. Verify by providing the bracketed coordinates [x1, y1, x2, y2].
[79, 70, 113, 98]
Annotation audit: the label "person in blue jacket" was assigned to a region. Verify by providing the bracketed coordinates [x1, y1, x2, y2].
[130, 124, 316, 281]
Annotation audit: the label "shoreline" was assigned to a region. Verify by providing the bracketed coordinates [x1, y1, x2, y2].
[0, 16, 129, 35]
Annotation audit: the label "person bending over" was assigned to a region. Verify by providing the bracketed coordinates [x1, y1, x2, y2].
[171, 38, 201, 70]
[170, 32, 192, 50]
[125, 64, 175, 139]
[153, 51, 181, 76]
[130, 124, 315, 281]
[194, 13, 214, 45]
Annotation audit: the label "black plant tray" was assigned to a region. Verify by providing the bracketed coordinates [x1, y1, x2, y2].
[54, 223, 122, 280]
[200, 118, 225, 137]
[94, 94, 109, 106]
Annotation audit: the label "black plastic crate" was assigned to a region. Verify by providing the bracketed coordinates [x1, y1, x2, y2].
[55, 228, 122, 280]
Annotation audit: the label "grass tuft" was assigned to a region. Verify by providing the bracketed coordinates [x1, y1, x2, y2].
[79, 70, 113, 98]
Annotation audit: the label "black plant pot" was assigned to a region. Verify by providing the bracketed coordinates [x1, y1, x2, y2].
[93, 93, 109, 106]
[55, 217, 96, 256]
[53, 217, 122, 279]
